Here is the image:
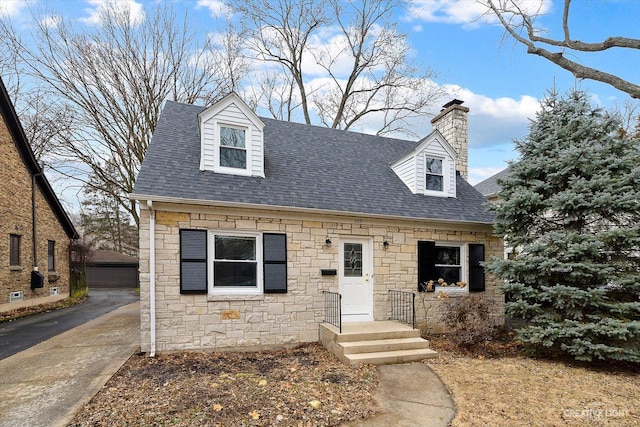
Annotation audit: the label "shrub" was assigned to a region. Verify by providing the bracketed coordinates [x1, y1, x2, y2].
[440, 295, 498, 348]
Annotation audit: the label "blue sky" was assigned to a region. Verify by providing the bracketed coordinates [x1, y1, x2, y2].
[1, 0, 638, 198]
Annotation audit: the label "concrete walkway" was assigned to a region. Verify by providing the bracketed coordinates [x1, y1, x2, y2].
[0, 301, 140, 427]
[346, 363, 456, 427]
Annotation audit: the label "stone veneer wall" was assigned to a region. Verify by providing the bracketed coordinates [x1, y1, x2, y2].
[431, 103, 469, 180]
[139, 203, 503, 353]
[0, 117, 71, 312]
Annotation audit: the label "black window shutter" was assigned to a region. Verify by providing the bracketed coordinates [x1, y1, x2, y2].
[180, 229, 207, 294]
[263, 233, 287, 293]
[468, 243, 485, 292]
[417, 241, 436, 292]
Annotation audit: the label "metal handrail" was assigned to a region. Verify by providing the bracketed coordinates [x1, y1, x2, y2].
[389, 289, 416, 329]
[322, 291, 342, 333]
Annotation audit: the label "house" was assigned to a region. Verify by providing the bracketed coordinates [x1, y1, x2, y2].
[132, 94, 504, 358]
[0, 78, 79, 313]
[86, 249, 139, 289]
[474, 167, 511, 202]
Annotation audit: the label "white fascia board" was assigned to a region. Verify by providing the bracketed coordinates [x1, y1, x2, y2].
[129, 193, 494, 228]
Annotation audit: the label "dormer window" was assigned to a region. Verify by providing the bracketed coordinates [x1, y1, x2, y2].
[425, 157, 444, 192]
[219, 125, 247, 169]
[199, 92, 265, 177]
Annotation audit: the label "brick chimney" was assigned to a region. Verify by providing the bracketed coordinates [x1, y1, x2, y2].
[430, 99, 469, 180]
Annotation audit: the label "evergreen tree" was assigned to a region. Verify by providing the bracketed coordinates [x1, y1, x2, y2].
[486, 90, 640, 362]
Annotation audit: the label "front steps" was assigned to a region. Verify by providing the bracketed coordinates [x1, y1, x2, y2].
[319, 320, 438, 365]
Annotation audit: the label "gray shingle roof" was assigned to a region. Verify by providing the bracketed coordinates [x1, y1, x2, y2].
[133, 101, 494, 224]
[474, 167, 511, 198]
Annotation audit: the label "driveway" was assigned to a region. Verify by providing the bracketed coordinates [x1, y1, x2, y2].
[0, 288, 139, 360]
[0, 301, 140, 427]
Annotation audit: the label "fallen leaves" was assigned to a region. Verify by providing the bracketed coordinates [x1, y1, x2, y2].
[68, 343, 380, 426]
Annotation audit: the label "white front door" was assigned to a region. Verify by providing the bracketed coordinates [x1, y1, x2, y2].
[339, 237, 373, 322]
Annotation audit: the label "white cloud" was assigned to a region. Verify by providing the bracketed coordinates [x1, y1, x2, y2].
[40, 14, 62, 29]
[0, 0, 29, 17]
[80, 0, 145, 26]
[196, 0, 230, 17]
[406, 0, 552, 28]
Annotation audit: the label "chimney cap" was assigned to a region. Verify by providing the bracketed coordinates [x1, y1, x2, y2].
[442, 99, 464, 109]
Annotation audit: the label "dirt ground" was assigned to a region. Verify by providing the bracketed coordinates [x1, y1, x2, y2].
[68, 343, 380, 427]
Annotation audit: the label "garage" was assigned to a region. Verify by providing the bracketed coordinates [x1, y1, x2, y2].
[86, 249, 139, 288]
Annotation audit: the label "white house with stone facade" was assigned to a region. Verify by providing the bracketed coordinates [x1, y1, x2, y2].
[132, 94, 503, 360]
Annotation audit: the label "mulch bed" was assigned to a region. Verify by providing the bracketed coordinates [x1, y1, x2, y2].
[69, 343, 380, 427]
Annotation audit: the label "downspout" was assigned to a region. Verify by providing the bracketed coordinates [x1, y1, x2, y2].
[31, 166, 43, 272]
[147, 200, 156, 357]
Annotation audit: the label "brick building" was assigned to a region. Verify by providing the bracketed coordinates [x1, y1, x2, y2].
[0, 78, 79, 313]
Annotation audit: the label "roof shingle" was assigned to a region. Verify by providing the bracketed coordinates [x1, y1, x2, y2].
[133, 101, 494, 224]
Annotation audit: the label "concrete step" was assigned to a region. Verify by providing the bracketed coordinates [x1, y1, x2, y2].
[333, 325, 421, 343]
[340, 337, 430, 355]
[344, 348, 439, 366]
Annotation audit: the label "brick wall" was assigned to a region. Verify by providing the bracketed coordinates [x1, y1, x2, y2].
[139, 203, 503, 353]
[0, 116, 71, 311]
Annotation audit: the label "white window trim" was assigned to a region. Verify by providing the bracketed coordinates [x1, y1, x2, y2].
[213, 121, 253, 176]
[433, 242, 469, 294]
[423, 154, 450, 197]
[208, 230, 263, 295]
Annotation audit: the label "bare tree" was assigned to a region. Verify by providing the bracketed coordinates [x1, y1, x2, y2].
[484, 0, 640, 99]
[230, 0, 444, 136]
[0, 3, 247, 225]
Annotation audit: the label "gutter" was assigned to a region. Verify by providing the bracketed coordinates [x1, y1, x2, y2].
[147, 200, 156, 357]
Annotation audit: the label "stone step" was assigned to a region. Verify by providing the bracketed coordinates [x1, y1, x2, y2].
[344, 348, 438, 366]
[340, 337, 430, 355]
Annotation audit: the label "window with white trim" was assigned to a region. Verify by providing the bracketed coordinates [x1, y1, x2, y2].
[179, 229, 287, 295]
[212, 234, 259, 291]
[425, 156, 444, 192]
[218, 125, 247, 170]
[418, 241, 486, 293]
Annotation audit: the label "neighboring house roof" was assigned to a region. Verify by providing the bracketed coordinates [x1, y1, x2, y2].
[0, 78, 79, 240]
[474, 167, 511, 200]
[133, 101, 494, 224]
[89, 249, 138, 266]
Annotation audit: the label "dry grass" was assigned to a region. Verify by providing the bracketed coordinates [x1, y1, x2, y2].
[426, 339, 640, 426]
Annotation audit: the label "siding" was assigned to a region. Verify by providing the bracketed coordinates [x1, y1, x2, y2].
[200, 101, 264, 177]
[391, 156, 415, 193]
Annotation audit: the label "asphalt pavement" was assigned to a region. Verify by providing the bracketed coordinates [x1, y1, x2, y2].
[0, 288, 139, 360]
[0, 300, 140, 427]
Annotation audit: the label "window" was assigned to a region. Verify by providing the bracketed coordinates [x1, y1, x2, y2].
[417, 241, 485, 292]
[343, 243, 363, 277]
[179, 230, 288, 295]
[10, 234, 20, 266]
[425, 157, 444, 192]
[213, 235, 258, 288]
[219, 126, 247, 169]
[434, 245, 461, 284]
[48, 240, 55, 271]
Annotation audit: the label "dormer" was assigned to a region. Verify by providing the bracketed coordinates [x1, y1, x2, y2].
[390, 131, 458, 197]
[199, 93, 265, 177]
